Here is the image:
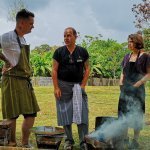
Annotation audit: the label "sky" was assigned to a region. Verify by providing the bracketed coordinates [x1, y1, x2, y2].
[0, 0, 142, 49]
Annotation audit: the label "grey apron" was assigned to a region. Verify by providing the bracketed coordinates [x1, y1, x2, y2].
[56, 80, 88, 126]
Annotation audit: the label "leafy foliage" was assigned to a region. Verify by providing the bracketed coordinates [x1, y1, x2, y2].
[132, 0, 150, 29]
[30, 45, 54, 77]
[80, 35, 129, 78]
[143, 28, 150, 51]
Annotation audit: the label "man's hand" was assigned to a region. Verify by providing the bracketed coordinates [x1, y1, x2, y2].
[2, 62, 13, 74]
[80, 84, 85, 90]
[54, 87, 61, 99]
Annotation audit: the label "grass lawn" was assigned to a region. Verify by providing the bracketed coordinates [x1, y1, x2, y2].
[0, 86, 150, 149]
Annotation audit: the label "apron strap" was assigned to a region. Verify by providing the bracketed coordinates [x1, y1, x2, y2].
[14, 29, 26, 49]
[128, 50, 141, 63]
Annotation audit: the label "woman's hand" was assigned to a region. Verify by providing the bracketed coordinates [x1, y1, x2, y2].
[133, 80, 143, 88]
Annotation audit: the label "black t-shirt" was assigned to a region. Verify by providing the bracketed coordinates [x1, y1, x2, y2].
[53, 45, 89, 82]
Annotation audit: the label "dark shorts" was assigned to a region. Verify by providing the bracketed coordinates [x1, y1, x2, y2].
[11, 113, 37, 119]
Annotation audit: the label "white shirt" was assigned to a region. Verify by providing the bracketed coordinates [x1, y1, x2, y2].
[0, 30, 26, 67]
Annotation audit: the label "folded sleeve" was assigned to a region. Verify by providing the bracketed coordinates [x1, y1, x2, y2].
[82, 48, 89, 62]
[53, 48, 60, 63]
[1, 31, 20, 66]
[121, 54, 130, 68]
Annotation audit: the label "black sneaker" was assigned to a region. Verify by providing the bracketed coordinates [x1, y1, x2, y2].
[129, 139, 139, 149]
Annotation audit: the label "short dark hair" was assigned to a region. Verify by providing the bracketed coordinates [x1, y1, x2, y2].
[65, 27, 77, 37]
[128, 33, 144, 49]
[16, 9, 34, 22]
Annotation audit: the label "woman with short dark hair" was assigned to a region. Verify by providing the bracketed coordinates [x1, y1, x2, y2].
[118, 33, 150, 149]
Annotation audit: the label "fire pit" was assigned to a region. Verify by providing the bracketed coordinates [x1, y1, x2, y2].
[85, 116, 127, 150]
[31, 126, 65, 149]
[95, 116, 117, 130]
[85, 135, 111, 149]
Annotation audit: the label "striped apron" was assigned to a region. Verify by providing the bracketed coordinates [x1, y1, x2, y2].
[1, 44, 40, 119]
[56, 80, 88, 126]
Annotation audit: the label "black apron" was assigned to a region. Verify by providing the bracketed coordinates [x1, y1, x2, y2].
[118, 52, 145, 129]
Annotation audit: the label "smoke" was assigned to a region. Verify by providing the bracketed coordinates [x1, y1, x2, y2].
[89, 117, 127, 142]
[89, 85, 144, 142]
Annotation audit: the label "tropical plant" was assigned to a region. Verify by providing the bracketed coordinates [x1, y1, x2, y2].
[143, 28, 150, 51]
[81, 35, 129, 79]
[30, 52, 50, 77]
[30, 47, 54, 77]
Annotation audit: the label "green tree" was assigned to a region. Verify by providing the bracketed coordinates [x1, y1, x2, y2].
[30, 47, 54, 77]
[132, 0, 150, 51]
[143, 28, 150, 51]
[32, 44, 52, 54]
[81, 35, 129, 79]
